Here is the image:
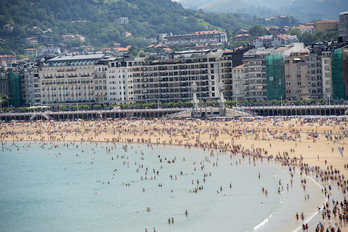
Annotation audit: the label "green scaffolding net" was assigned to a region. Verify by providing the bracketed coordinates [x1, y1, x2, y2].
[9, 71, 23, 107]
[265, 55, 285, 100]
[331, 49, 345, 100]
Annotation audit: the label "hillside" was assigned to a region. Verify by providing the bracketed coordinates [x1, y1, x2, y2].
[0, 0, 270, 57]
[178, 0, 348, 22]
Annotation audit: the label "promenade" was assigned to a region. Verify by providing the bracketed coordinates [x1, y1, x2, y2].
[0, 104, 347, 121]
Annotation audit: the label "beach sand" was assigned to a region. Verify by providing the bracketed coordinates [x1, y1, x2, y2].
[1, 117, 348, 231]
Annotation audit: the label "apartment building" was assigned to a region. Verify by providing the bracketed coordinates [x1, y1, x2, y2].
[314, 20, 339, 33]
[251, 34, 298, 48]
[107, 57, 134, 105]
[284, 56, 310, 100]
[0, 67, 10, 97]
[94, 60, 108, 105]
[339, 12, 348, 42]
[132, 50, 224, 104]
[20, 62, 40, 106]
[306, 49, 324, 100]
[232, 64, 245, 101]
[38, 54, 105, 107]
[243, 47, 275, 101]
[163, 31, 227, 46]
[218, 52, 233, 100]
[322, 54, 332, 101]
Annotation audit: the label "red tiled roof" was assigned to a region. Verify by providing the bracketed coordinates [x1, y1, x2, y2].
[275, 34, 288, 40]
[235, 34, 250, 37]
[314, 20, 339, 24]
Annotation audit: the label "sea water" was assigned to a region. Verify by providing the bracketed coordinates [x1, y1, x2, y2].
[0, 141, 326, 232]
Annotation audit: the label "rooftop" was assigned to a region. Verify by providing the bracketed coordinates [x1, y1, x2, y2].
[233, 64, 244, 69]
[45, 54, 105, 67]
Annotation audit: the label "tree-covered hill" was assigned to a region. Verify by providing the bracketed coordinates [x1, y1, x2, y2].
[0, 0, 295, 57]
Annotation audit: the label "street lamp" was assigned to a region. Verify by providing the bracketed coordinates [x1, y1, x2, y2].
[328, 95, 331, 106]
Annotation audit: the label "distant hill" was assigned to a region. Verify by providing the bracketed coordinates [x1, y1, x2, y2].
[0, 0, 260, 55]
[0, 0, 311, 57]
[177, 0, 348, 22]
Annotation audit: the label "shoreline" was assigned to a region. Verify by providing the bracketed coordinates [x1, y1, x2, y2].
[1, 117, 348, 231]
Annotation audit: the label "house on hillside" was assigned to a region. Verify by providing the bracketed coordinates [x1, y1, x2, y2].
[269, 27, 279, 33]
[80, 45, 94, 53]
[235, 34, 250, 41]
[24, 48, 37, 56]
[61, 34, 85, 42]
[251, 35, 272, 47]
[251, 34, 298, 47]
[25, 37, 38, 44]
[234, 29, 248, 34]
[115, 46, 131, 56]
[292, 25, 316, 34]
[42, 47, 61, 54]
[278, 26, 290, 34]
[3, 24, 14, 33]
[118, 17, 129, 24]
[272, 34, 299, 47]
[39, 35, 55, 44]
[123, 32, 131, 37]
[114, 43, 121, 49]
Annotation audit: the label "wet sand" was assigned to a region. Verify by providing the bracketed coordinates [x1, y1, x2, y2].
[1, 117, 348, 231]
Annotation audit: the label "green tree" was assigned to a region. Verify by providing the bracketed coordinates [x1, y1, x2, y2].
[287, 28, 301, 38]
[0, 94, 10, 107]
[59, 105, 66, 111]
[249, 25, 263, 37]
[299, 32, 317, 44]
[270, 99, 277, 105]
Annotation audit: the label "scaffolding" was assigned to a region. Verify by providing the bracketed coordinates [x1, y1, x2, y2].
[265, 55, 285, 100]
[331, 49, 345, 100]
[9, 71, 22, 107]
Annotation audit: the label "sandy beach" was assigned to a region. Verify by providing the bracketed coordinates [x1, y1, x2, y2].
[1, 117, 348, 231]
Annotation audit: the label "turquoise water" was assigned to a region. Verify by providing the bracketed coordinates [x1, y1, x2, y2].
[0, 142, 326, 232]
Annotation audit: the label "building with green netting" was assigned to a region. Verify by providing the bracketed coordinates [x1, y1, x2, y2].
[9, 71, 23, 107]
[331, 49, 345, 100]
[265, 55, 285, 100]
